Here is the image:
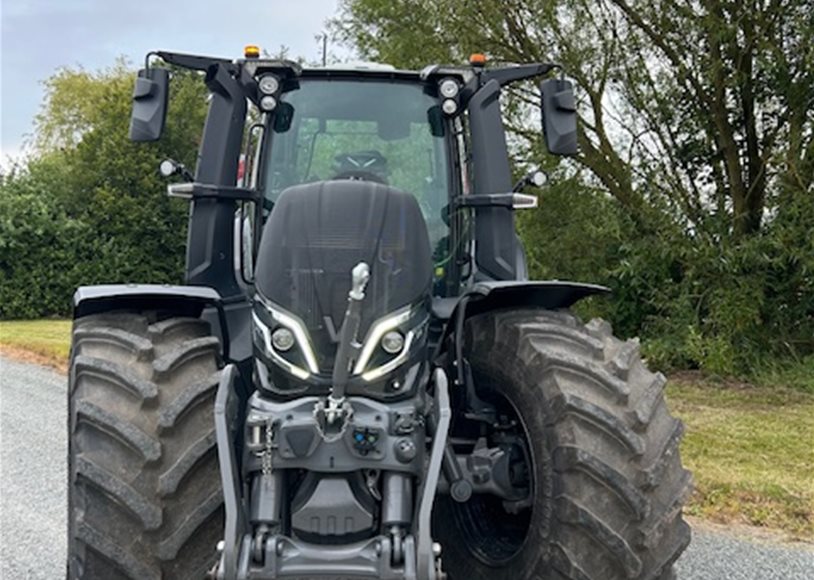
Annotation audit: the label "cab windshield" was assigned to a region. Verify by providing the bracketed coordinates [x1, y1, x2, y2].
[262, 78, 450, 253]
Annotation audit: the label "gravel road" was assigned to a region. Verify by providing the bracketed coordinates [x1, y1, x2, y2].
[1, 356, 67, 580]
[1, 355, 812, 579]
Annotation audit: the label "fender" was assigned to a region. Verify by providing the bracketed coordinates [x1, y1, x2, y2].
[462, 280, 609, 316]
[73, 283, 222, 318]
[433, 280, 609, 321]
[73, 283, 236, 361]
[434, 281, 610, 368]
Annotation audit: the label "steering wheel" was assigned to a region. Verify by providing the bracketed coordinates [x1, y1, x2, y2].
[331, 170, 388, 184]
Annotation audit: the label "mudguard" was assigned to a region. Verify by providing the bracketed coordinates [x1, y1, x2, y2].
[434, 281, 610, 363]
[73, 283, 222, 318]
[72, 283, 239, 363]
[463, 280, 609, 315]
[434, 280, 609, 321]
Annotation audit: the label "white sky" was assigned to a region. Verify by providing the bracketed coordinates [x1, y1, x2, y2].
[0, 0, 347, 165]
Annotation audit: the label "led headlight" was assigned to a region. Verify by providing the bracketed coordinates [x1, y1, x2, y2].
[260, 95, 277, 112]
[258, 74, 280, 95]
[354, 306, 413, 375]
[381, 330, 405, 354]
[442, 98, 458, 115]
[439, 78, 460, 98]
[362, 331, 415, 382]
[252, 302, 319, 380]
[353, 306, 428, 382]
[271, 327, 295, 352]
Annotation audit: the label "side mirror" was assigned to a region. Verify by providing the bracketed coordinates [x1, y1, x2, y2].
[540, 78, 578, 155]
[129, 68, 169, 142]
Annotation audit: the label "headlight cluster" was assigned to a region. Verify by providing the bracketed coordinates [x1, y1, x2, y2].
[257, 73, 281, 112]
[252, 304, 318, 380]
[438, 77, 461, 116]
[253, 299, 426, 384]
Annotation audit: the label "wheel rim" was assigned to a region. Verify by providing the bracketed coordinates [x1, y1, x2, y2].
[449, 392, 535, 567]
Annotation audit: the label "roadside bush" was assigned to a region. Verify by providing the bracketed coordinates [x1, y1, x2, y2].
[0, 63, 208, 319]
[517, 184, 814, 378]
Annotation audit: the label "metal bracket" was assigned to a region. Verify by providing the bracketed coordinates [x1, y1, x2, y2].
[214, 364, 249, 580]
[167, 182, 262, 202]
[415, 368, 451, 580]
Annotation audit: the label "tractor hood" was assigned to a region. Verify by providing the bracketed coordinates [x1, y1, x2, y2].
[254, 180, 432, 375]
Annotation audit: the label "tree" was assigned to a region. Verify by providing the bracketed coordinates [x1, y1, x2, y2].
[336, 0, 812, 236]
[0, 61, 209, 317]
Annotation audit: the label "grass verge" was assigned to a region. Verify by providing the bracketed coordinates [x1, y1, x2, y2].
[0, 319, 72, 373]
[1, 319, 812, 539]
[667, 374, 814, 541]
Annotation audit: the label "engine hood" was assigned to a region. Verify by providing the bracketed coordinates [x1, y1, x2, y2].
[254, 180, 432, 373]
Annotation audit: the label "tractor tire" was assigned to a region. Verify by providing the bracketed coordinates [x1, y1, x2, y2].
[67, 311, 224, 580]
[434, 309, 692, 580]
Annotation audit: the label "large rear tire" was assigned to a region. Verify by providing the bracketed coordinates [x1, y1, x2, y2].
[434, 309, 692, 580]
[67, 311, 224, 579]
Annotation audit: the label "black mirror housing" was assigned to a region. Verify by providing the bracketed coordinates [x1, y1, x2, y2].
[129, 68, 169, 142]
[540, 78, 578, 155]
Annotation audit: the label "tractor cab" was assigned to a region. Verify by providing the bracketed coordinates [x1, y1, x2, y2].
[253, 66, 462, 298]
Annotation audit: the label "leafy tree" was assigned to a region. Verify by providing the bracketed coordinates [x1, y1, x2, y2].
[0, 61, 209, 317]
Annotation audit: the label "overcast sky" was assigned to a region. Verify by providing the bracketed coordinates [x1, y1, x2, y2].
[1, 0, 346, 163]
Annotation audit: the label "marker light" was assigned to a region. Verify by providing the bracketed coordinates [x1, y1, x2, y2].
[260, 95, 277, 112]
[439, 78, 460, 98]
[258, 74, 280, 95]
[245, 45, 261, 59]
[530, 170, 547, 187]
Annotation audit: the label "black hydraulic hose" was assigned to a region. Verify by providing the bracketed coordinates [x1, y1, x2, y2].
[454, 295, 470, 387]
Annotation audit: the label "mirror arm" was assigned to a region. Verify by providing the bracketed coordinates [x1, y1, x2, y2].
[454, 193, 538, 210]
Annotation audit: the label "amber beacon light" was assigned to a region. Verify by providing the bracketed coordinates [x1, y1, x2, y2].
[469, 53, 487, 66]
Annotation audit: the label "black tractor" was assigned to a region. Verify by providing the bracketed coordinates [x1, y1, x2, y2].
[67, 47, 692, 580]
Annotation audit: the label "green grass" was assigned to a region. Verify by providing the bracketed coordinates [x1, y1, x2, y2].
[667, 377, 814, 539]
[1, 318, 812, 538]
[0, 319, 72, 366]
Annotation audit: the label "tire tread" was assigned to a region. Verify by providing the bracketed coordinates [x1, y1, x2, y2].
[68, 313, 224, 580]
